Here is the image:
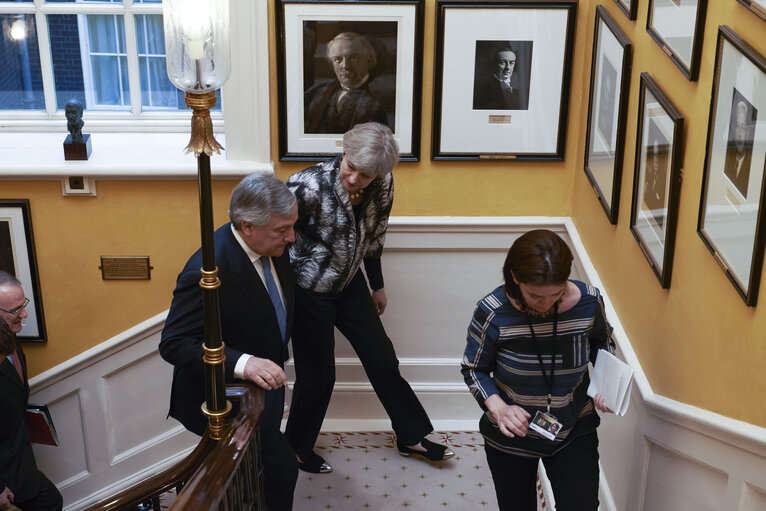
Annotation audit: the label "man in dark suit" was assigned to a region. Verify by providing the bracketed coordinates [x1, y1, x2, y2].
[473, 46, 521, 110]
[159, 172, 299, 511]
[304, 32, 389, 134]
[0, 272, 63, 511]
[724, 100, 754, 198]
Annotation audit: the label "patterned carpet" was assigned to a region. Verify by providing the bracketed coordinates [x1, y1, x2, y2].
[293, 431, 547, 511]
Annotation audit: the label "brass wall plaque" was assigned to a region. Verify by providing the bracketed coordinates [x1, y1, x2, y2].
[488, 115, 512, 124]
[99, 256, 152, 280]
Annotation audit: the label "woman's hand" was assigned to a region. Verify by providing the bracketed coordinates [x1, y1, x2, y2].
[244, 357, 287, 390]
[485, 395, 531, 438]
[593, 393, 613, 413]
[0, 487, 14, 511]
[372, 289, 387, 315]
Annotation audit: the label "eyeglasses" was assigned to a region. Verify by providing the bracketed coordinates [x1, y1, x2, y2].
[0, 297, 29, 316]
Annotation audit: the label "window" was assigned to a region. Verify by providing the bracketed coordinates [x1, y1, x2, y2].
[0, 0, 219, 115]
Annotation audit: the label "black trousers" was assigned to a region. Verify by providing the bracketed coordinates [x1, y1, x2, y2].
[13, 470, 63, 511]
[260, 386, 298, 511]
[484, 431, 600, 511]
[285, 270, 433, 460]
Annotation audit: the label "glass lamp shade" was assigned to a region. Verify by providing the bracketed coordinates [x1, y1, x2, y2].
[162, 0, 230, 93]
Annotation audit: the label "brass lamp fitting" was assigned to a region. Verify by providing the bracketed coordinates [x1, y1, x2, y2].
[184, 90, 224, 157]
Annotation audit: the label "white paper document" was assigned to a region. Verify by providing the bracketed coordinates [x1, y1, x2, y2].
[587, 349, 634, 416]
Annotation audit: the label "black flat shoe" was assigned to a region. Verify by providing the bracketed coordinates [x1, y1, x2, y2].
[396, 438, 455, 461]
[298, 452, 333, 473]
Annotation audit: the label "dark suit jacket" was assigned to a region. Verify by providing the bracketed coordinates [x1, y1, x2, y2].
[304, 79, 388, 134]
[473, 77, 521, 110]
[724, 146, 752, 198]
[0, 344, 41, 501]
[159, 223, 294, 436]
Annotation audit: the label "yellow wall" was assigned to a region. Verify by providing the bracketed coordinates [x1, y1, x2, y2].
[4, 0, 765, 430]
[571, 1, 766, 428]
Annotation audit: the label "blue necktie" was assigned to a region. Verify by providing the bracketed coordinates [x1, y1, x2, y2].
[261, 257, 287, 342]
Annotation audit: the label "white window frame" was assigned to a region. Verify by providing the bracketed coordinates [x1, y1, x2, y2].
[0, 0, 271, 177]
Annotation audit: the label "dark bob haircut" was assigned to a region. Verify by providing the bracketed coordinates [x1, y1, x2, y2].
[503, 229, 573, 301]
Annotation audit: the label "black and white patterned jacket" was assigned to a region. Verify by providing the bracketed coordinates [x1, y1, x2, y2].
[286, 154, 393, 294]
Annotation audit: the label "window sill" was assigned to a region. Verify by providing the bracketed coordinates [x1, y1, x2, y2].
[0, 132, 272, 179]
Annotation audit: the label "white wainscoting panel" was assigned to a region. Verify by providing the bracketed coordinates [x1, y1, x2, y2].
[24, 216, 766, 510]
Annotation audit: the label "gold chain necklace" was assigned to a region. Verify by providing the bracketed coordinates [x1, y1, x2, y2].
[349, 190, 363, 200]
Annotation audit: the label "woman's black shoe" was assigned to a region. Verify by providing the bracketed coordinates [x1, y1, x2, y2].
[396, 438, 455, 461]
[298, 452, 333, 473]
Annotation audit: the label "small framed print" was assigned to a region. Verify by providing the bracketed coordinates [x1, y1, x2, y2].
[275, 0, 424, 161]
[630, 73, 684, 288]
[584, 6, 633, 224]
[736, 0, 766, 21]
[431, 1, 577, 160]
[614, 0, 638, 20]
[698, 26, 766, 306]
[0, 199, 46, 342]
[646, 0, 708, 81]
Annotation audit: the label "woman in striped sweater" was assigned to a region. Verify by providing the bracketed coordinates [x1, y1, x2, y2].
[462, 229, 615, 510]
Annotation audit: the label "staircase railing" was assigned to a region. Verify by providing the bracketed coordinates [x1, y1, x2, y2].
[84, 383, 264, 511]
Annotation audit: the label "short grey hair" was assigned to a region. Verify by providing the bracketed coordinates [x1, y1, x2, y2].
[326, 32, 377, 68]
[0, 271, 21, 288]
[342, 122, 399, 178]
[229, 172, 297, 230]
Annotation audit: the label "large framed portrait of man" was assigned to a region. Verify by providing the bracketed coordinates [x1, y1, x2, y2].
[0, 200, 46, 342]
[276, 0, 424, 161]
[629, 73, 684, 289]
[698, 26, 766, 306]
[432, 0, 577, 160]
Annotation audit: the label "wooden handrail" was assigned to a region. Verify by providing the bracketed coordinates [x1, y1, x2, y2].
[84, 383, 264, 511]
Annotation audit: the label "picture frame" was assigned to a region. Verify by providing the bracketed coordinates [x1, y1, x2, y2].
[0, 200, 46, 342]
[736, 0, 766, 21]
[646, 0, 708, 81]
[431, 0, 577, 160]
[630, 73, 684, 288]
[697, 26, 766, 306]
[583, 6, 633, 224]
[614, 0, 638, 20]
[275, 0, 424, 161]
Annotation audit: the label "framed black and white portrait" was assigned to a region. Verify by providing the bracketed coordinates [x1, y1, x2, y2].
[0, 200, 46, 342]
[614, 0, 638, 20]
[646, 0, 708, 81]
[584, 6, 633, 224]
[275, 0, 424, 161]
[698, 26, 766, 306]
[736, 0, 766, 21]
[432, 0, 576, 160]
[630, 73, 684, 289]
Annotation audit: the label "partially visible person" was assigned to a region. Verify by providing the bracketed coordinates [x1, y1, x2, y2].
[304, 32, 389, 134]
[473, 46, 521, 110]
[0, 272, 63, 511]
[285, 122, 453, 473]
[724, 99, 754, 198]
[461, 230, 615, 511]
[159, 173, 299, 511]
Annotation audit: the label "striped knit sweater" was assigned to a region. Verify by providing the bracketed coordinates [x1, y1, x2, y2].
[461, 280, 615, 457]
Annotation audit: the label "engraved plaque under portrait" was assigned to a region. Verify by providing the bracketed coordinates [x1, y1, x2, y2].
[99, 256, 153, 280]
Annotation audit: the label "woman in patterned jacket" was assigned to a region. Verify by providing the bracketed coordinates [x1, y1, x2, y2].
[462, 229, 614, 510]
[284, 122, 453, 474]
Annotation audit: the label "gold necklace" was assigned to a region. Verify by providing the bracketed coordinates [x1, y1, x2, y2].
[349, 190, 363, 200]
[520, 297, 563, 318]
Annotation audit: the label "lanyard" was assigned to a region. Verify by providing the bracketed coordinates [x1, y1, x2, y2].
[526, 303, 558, 413]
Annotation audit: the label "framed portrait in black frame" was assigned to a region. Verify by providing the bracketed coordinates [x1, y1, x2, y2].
[630, 73, 684, 288]
[646, 0, 708, 81]
[275, 0, 424, 161]
[698, 26, 766, 306]
[614, 0, 638, 20]
[0, 199, 46, 342]
[584, 6, 633, 224]
[431, 0, 577, 160]
[736, 0, 766, 21]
